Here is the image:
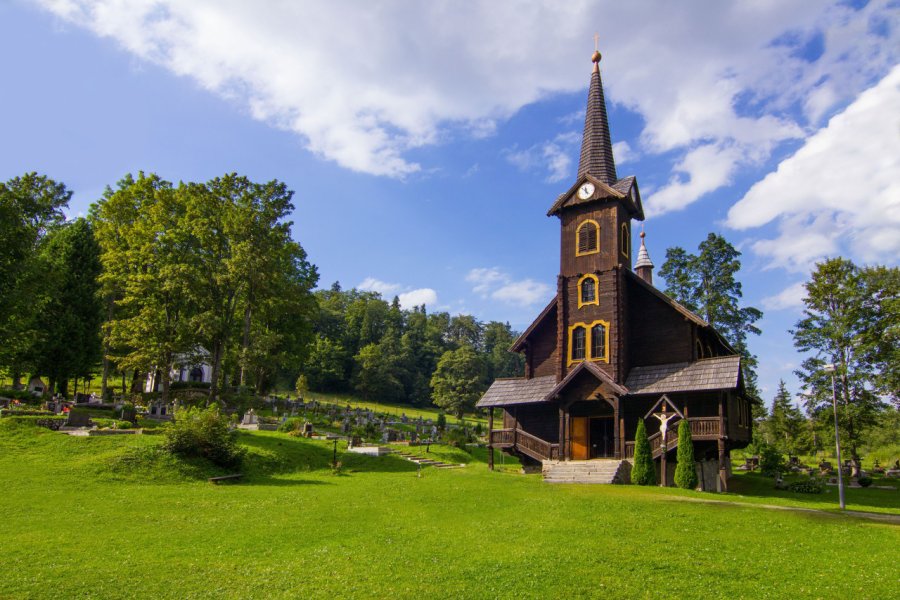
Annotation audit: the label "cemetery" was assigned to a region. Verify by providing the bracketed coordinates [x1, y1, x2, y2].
[0, 402, 898, 597]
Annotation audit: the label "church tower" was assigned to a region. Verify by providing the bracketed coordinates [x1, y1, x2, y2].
[546, 50, 644, 384]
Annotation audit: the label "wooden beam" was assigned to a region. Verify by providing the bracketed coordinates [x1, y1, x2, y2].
[488, 409, 494, 471]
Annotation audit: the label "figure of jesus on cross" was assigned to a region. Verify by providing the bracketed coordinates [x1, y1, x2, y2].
[652, 405, 677, 451]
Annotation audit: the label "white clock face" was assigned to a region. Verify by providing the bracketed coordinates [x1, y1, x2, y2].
[578, 182, 595, 200]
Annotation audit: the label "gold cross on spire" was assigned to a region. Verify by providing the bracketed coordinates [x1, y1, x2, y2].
[593, 32, 599, 51]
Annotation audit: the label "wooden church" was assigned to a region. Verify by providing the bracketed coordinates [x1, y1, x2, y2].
[477, 49, 751, 491]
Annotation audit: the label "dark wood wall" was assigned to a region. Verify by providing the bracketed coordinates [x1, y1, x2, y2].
[503, 404, 560, 443]
[529, 308, 560, 378]
[625, 276, 693, 367]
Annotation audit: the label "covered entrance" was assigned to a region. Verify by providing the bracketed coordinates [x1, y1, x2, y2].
[570, 416, 616, 459]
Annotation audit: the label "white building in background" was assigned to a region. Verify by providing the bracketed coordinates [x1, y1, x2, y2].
[144, 347, 213, 392]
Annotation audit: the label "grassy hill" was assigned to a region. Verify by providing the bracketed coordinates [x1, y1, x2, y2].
[1, 419, 897, 599]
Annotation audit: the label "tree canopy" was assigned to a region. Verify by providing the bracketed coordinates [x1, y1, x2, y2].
[659, 233, 763, 403]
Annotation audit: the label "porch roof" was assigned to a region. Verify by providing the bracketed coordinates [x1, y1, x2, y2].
[545, 361, 629, 399]
[476, 375, 558, 408]
[625, 355, 742, 395]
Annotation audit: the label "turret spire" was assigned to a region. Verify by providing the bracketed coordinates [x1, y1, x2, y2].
[635, 230, 654, 285]
[576, 47, 617, 185]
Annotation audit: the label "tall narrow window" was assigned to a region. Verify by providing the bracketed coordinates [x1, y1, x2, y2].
[581, 278, 595, 304]
[571, 326, 586, 361]
[621, 223, 630, 257]
[591, 323, 607, 360]
[576, 220, 599, 256]
[578, 274, 599, 308]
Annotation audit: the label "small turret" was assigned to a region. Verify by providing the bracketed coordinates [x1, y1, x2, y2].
[635, 230, 654, 285]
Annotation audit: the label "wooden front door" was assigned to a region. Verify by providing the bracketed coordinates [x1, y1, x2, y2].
[571, 417, 589, 460]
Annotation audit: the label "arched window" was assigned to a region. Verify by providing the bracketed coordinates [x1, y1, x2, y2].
[591, 323, 607, 361]
[571, 326, 586, 362]
[621, 223, 630, 257]
[696, 340, 705, 359]
[578, 274, 599, 308]
[576, 220, 599, 256]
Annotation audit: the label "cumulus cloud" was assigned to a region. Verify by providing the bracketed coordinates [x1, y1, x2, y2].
[467, 267, 552, 307]
[33, 0, 899, 198]
[761, 281, 807, 311]
[358, 277, 437, 309]
[727, 65, 900, 272]
[505, 132, 579, 183]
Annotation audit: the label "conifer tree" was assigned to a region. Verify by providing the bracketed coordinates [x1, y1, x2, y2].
[630, 419, 656, 486]
[674, 419, 698, 489]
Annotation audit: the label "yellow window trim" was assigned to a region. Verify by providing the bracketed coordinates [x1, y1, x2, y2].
[567, 319, 610, 366]
[575, 219, 600, 257]
[620, 223, 630, 258]
[577, 273, 600, 308]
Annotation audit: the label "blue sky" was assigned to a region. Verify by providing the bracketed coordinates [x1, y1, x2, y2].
[2, 1, 898, 405]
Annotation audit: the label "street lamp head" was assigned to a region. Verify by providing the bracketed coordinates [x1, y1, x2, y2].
[823, 363, 836, 373]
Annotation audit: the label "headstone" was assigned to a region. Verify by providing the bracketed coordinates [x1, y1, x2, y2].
[241, 409, 258, 426]
[65, 411, 91, 428]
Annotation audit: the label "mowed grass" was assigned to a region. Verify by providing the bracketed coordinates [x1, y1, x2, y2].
[1, 423, 898, 599]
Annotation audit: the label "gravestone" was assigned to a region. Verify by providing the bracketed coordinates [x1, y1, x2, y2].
[241, 410, 258, 426]
[65, 411, 91, 428]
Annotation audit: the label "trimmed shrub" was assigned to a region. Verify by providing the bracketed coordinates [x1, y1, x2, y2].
[857, 476, 873, 488]
[436, 413, 447, 431]
[0, 415, 67, 430]
[674, 419, 698, 490]
[162, 407, 245, 469]
[787, 478, 825, 494]
[630, 420, 656, 485]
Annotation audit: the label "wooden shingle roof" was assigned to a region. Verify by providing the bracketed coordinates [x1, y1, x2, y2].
[625, 356, 742, 395]
[476, 376, 558, 408]
[577, 57, 617, 185]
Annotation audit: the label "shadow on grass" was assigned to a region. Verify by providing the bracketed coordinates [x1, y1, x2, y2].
[726, 472, 899, 513]
[237, 432, 419, 478]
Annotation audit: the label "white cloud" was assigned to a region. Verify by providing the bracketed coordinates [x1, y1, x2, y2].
[727, 65, 900, 272]
[467, 267, 552, 307]
[612, 141, 637, 164]
[761, 281, 807, 311]
[358, 277, 437, 309]
[505, 132, 579, 183]
[398, 288, 438, 308]
[34, 0, 900, 194]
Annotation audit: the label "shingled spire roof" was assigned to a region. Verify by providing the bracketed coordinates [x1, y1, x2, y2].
[576, 50, 617, 185]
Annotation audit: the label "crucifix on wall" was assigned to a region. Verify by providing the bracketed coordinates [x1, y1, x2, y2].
[652, 404, 678, 451]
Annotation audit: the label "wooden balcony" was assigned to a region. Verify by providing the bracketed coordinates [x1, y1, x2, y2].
[624, 417, 721, 459]
[489, 428, 560, 462]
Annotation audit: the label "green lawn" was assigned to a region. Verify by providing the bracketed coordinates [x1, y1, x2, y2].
[1, 421, 898, 599]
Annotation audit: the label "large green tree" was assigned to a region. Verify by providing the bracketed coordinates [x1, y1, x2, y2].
[792, 258, 890, 462]
[33, 218, 103, 395]
[430, 345, 487, 419]
[659, 233, 763, 403]
[93, 173, 195, 404]
[0, 173, 70, 385]
[766, 380, 808, 455]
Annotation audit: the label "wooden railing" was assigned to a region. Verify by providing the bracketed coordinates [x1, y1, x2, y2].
[624, 417, 721, 458]
[490, 428, 515, 446]
[489, 428, 559, 461]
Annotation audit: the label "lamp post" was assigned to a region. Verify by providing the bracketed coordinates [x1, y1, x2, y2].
[823, 363, 845, 510]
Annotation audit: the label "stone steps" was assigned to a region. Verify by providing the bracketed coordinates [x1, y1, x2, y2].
[393, 451, 465, 470]
[542, 459, 631, 484]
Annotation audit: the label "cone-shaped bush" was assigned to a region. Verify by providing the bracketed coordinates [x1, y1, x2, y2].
[674, 419, 698, 489]
[630, 419, 656, 485]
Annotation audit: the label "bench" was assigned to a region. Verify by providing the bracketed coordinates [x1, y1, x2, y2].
[208, 474, 244, 484]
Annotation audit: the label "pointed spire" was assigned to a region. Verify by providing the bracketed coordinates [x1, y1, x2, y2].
[635, 230, 654, 285]
[576, 48, 617, 185]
